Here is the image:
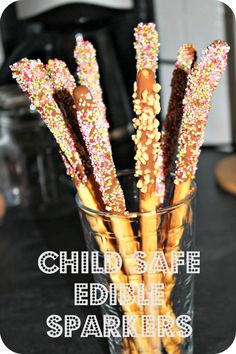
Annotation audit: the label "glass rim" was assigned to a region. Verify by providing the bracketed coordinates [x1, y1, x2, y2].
[76, 169, 197, 218]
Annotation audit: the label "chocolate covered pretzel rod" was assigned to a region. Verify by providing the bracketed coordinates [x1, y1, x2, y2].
[74, 85, 152, 353]
[161, 40, 229, 354]
[133, 22, 162, 353]
[156, 44, 197, 353]
[175, 40, 229, 186]
[157, 44, 197, 237]
[74, 38, 108, 128]
[161, 44, 197, 186]
[46, 58, 94, 179]
[74, 86, 124, 213]
[46, 59, 78, 138]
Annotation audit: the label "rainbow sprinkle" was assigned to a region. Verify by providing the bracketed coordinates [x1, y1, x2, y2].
[46, 59, 76, 94]
[134, 22, 159, 73]
[176, 43, 197, 72]
[175, 40, 230, 184]
[74, 38, 108, 128]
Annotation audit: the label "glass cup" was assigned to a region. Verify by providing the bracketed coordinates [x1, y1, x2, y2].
[76, 170, 196, 354]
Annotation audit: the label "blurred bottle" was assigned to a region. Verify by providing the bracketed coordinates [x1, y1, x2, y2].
[0, 84, 74, 217]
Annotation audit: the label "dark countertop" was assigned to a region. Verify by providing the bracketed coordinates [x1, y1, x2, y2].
[0, 149, 236, 354]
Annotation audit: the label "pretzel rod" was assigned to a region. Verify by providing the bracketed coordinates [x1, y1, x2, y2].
[73, 85, 152, 353]
[133, 23, 162, 353]
[46, 58, 77, 129]
[156, 44, 196, 352]
[59, 48, 137, 350]
[160, 44, 197, 190]
[74, 38, 108, 128]
[46, 59, 94, 172]
[158, 44, 197, 246]
[46, 59, 107, 206]
[154, 44, 197, 352]
[46, 58, 111, 210]
[161, 40, 230, 354]
[73, 85, 124, 212]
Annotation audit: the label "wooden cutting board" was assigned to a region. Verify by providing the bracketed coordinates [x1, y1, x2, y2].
[215, 155, 236, 195]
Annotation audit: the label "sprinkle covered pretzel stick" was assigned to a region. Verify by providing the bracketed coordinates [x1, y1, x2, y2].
[74, 86, 152, 353]
[73, 86, 124, 213]
[45, 58, 105, 204]
[74, 38, 108, 128]
[160, 44, 197, 191]
[157, 44, 197, 352]
[46, 59, 93, 174]
[11, 59, 137, 354]
[46, 58, 78, 132]
[45, 59, 78, 136]
[133, 23, 162, 352]
[161, 40, 230, 354]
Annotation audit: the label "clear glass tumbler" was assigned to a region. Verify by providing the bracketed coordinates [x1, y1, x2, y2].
[77, 170, 196, 354]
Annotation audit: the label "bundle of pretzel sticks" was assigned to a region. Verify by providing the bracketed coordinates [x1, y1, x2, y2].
[11, 23, 229, 354]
